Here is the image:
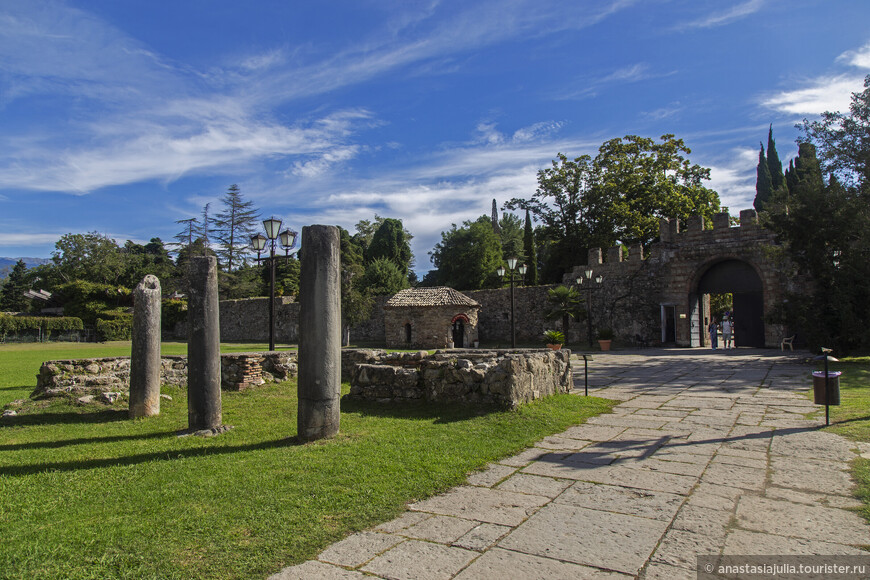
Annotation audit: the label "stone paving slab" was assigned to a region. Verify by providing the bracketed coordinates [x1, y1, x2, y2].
[453, 547, 631, 579]
[734, 495, 869, 545]
[408, 486, 550, 526]
[269, 350, 870, 580]
[499, 503, 671, 575]
[361, 540, 477, 580]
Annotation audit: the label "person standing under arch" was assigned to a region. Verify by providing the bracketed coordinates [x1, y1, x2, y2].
[722, 317, 734, 349]
[708, 317, 719, 350]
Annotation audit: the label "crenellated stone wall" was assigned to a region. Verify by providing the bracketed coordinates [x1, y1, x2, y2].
[345, 349, 572, 408]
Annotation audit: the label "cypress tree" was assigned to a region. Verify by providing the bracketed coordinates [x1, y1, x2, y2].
[523, 209, 538, 286]
[767, 125, 785, 191]
[754, 143, 772, 212]
[794, 142, 823, 190]
[785, 158, 798, 193]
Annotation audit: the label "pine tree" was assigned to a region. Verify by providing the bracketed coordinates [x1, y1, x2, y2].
[198, 203, 212, 255]
[523, 209, 538, 285]
[213, 184, 260, 272]
[173, 217, 199, 257]
[767, 125, 785, 191]
[754, 143, 772, 212]
[0, 259, 30, 312]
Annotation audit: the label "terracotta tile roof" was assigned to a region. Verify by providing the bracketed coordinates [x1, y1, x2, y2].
[385, 287, 480, 308]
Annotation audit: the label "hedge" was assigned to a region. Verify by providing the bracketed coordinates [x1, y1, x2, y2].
[95, 310, 133, 341]
[0, 315, 84, 340]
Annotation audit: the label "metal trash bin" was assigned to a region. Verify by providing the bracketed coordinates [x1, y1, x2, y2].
[812, 371, 841, 405]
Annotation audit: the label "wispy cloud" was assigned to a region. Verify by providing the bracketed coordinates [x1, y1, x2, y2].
[760, 39, 870, 115]
[704, 147, 759, 212]
[836, 41, 870, 70]
[556, 63, 670, 100]
[677, 0, 764, 30]
[760, 74, 863, 115]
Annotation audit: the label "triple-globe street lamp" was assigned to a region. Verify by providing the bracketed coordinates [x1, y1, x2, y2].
[250, 217, 298, 352]
[497, 257, 527, 349]
[576, 267, 604, 348]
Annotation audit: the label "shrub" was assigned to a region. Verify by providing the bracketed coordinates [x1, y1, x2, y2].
[95, 310, 133, 341]
[0, 315, 84, 341]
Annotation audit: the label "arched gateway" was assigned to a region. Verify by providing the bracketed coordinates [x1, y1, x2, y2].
[563, 210, 792, 348]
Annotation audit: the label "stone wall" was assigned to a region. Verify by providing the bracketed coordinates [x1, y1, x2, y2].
[33, 352, 298, 399]
[465, 286, 559, 345]
[345, 348, 572, 409]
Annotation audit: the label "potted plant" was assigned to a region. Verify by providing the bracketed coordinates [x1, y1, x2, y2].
[597, 328, 614, 351]
[543, 330, 565, 350]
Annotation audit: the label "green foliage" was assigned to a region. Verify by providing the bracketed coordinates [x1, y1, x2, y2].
[121, 238, 175, 289]
[545, 285, 583, 340]
[754, 143, 772, 212]
[523, 210, 538, 286]
[0, 260, 31, 312]
[359, 257, 410, 296]
[51, 232, 126, 285]
[95, 310, 133, 341]
[0, 342, 615, 579]
[597, 328, 614, 340]
[54, 280, 132, 326]
[498, 213, 524, 260]
[543, 329, 565, 344]
[0, 315, 84, 340]
[768, 79, 870, 352]
[506, 134, 720, 282]
[802, 74, 870, 188]
[767, 125, 785, 191]
[429, 216, 504, 290]
[339, 227, 374, 333]
[161, 298, 187, 330]
[212, 184, 261, 272]
[367, 218, 413, 277]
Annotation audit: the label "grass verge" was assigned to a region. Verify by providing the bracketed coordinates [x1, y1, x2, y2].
[815, 359, 870, 525]
[0, 343, 613, 579]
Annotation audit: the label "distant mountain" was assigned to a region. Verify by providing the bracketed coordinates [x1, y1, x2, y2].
[0, 257, 52, 278]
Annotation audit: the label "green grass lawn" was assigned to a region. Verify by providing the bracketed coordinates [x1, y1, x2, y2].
[0, 342, 613, 579]
[816, 359, 870, 525]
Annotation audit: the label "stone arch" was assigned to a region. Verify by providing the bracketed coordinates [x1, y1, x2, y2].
[687, 258, 767, 347]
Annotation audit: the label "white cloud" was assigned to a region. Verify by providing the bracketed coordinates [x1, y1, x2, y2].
[678, 0, 764, 30]
[556, 63, 673, 100]
[836, 41, 870, 70]
[760, 74, 864, 115]
[705, 147, 758, 212]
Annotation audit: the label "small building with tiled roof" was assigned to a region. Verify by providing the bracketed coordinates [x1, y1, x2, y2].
[384, 287, 481, 349]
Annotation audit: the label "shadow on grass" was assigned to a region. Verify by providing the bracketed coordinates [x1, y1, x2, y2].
[0, 429, 180, 452]
[340, 397, 497, 424]
[0, 435, 304, 477]
[0, 385, 33, 392]
[0, 409, 129, 428]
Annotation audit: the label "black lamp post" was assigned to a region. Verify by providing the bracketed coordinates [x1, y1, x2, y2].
[497, 257, 527, 348]
[251, 217, 298, 351]
[577, 267, 604, 348]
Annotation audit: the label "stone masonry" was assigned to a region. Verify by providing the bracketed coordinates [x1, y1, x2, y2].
[346, 349, 572, 409]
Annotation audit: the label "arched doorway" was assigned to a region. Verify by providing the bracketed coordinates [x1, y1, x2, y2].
[451, 314, 468, 348]
[691, 259, 765, 347]
[404, 323, 412, 345]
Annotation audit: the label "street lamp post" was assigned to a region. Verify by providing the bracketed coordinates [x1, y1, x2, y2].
[497, 258, 527, 348]
[577, 267, 604, 348]
[251, 217, 298, 351]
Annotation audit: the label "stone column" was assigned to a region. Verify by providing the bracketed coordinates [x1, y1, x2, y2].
[129, 275, 162, 418]
[298, 225, 341, 441]
[187, 256, 222, 430]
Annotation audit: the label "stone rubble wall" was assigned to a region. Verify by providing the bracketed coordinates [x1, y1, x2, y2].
[345, 349, 572, 409]
[33, 352, 298, 399]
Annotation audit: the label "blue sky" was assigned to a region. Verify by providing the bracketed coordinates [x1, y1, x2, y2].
[1, 0, 868, 275]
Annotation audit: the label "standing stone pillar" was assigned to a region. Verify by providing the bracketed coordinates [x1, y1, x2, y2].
[130, 275, 161, 418]
[187, 256, 222, 430]
[298, 225, 341, 441]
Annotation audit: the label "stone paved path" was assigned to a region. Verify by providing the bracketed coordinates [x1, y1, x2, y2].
[269, 349, 869, 579]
